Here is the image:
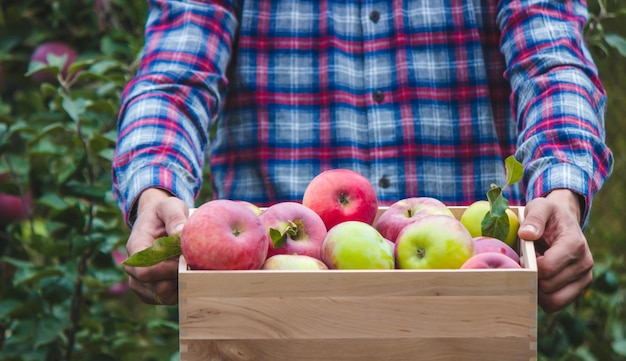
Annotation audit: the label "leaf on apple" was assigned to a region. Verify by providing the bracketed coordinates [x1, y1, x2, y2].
[122, 233, 181, 267]
[481, 155, 523, 241]
[269, 220, 299, 249]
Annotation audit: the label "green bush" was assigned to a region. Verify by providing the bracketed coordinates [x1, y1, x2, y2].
[0, 1, 624, 360]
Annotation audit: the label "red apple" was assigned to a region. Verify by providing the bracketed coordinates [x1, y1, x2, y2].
[29, 41, 78, 83]
[461, 252, 522, 270]
[0, 173, 31, 226]
[0, 193, 31, 226]
[181, 199, 269, 270]
[259, 202, 327, 260]
[375, 197, 454, 243]
[302, 169, 378, 230]
[261, 254, 329, 270]
[472, 236, 520, 264]
[395, 215, 474, 269]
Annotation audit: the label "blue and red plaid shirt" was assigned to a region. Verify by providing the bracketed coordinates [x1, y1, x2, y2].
[113, 0, 613, 226]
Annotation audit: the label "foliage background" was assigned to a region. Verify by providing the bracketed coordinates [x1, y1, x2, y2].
[0, 0, 624, 360]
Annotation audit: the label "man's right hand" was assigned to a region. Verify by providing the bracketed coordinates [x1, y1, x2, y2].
[124, 188, 188, 305]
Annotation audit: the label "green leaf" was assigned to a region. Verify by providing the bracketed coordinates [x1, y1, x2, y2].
[270, 227, 287, 249]
[34, 315, 64, 348]
[481, 209, 510, 242]
[37, 193, 68, 211]
[62, 97, 93, 123]
[0, 299, 22, 317]
[504, 155, 524, 188]
[483, 186, 511, 241]
[613, 340, 626, 357]
[605, 33, 626, 57]
[25, 62, 57, 78]
[122, 233, 181, 267]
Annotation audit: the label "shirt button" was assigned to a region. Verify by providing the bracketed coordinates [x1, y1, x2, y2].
[373, 90, 385, 103]
[378, 176, 390, 189]
[369, 11, 380, 23]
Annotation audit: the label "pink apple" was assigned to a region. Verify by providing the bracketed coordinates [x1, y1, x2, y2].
[461, 252, 522, 270]
[321, 221, 394, 270]
[261, 254, 329, 270]
[29, 41, 78, 83]
[259, 202, 327, 260]
[302, 169, 378, 230]
[395, 215, 474, 269]
[472, 236, 520, 264]
[0, 173, 31, 226]
[375, 197, 454, 243]
[237, 200, 262, 215]
[181, 199, 269, 270]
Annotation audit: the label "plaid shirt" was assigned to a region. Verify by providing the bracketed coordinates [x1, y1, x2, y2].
[113, 0, 613, 226]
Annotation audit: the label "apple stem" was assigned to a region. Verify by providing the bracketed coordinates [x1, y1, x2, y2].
[417, 248, 425, 259]
[338, 192, 350, 206]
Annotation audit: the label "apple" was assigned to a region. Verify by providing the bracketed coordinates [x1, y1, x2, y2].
[259, 202, 327, 260]
[180, 199, 269, 270]
[237, 200, 262, 215]
[395, 215, 474, 269]
[460, 200, 520, 248]
[461, 252, 522, 270]
[472, 236, 520, 264]
[0, 173, 31, 226]
[374, 197, 454, 243]
[321, 221, 394, 270]
[261, 254, 329, 270]
[302, 169, 378, 230]
[29, 41, 78, 84]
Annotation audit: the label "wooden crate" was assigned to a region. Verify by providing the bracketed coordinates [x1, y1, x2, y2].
[179, 206, 537, 361]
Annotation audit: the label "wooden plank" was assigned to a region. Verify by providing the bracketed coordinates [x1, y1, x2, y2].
[180, 294, 535, 340]
[180, 338, 537, 361]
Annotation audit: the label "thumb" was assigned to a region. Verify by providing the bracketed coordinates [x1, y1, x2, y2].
[518, 198, 550, 241]
[155, 197, 189, 236]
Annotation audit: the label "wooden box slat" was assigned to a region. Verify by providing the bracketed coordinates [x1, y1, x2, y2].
[179, 206, 537, 361]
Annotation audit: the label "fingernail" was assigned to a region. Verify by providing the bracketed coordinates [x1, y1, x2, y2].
[173, 224, 184, 234]
[521, 224, 537, 235]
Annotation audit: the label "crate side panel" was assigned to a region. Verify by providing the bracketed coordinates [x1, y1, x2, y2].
[180, 337, 537, 361]
[179, 269, 536, 299]
[180, 294, 535, 340]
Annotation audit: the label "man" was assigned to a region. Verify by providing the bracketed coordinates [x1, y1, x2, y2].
[112, 1, 614, 312]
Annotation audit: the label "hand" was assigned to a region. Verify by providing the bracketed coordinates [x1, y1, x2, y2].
[124, 188, 188, 305]
[518, 189, 593, 313]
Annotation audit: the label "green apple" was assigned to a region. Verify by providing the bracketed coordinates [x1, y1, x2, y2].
[395, 215, 474, 269]
[321, 221, 395, 270]
[460, 200, 519, 248]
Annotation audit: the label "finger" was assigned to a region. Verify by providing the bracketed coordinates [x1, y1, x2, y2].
[155, 196, 189, 236]
[537, 251, 593, 293]
[125, 256, 179, 284]
[539, 270, 592, 313]
[128, 276, 179, 306]
[518, 198, 552, 241]
[537, 231, 592, 281]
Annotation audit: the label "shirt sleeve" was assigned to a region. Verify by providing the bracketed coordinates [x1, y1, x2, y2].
[112, 0, 240, 225]
[497, 0, 614, 227]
